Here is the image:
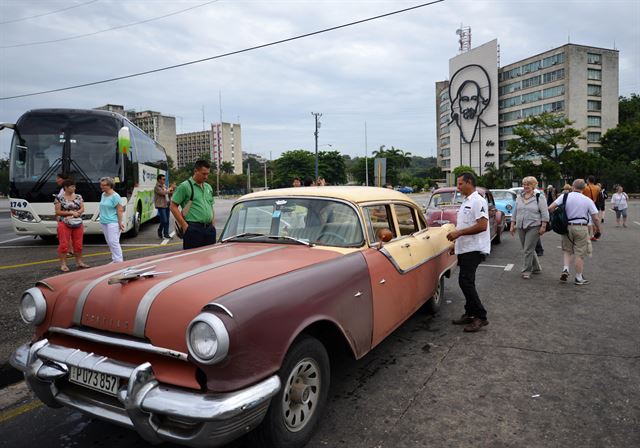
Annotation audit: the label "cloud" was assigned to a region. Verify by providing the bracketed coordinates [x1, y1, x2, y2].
[1, 0, 638, 160]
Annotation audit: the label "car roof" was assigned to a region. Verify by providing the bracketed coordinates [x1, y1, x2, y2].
[240, 186, 420, 206]
[433, 186, 488, 195]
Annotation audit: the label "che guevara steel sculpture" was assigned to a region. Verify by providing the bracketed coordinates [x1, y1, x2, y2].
[448, 64, 494, 144]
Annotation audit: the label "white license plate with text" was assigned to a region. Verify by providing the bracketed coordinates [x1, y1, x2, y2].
[69, 366, 120, 396]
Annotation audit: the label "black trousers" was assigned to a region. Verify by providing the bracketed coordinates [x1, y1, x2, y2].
[457, 251, 487, 320]
[183, 222, 217, 250]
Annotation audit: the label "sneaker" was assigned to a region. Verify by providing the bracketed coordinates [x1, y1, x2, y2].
[536, 251, 544, 257]
[522, 273, 531, 279]
[463, 318, 489, 333]
[560, 270, 569, 282]
[574, 278, 590, 286]
[452, 314, 473, 325]
[532, 269, 542, 275]
[163, 234, 171, 239]
[590, 236, 598, 241]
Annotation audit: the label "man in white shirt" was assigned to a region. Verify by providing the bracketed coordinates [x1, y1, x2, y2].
[549, 179, 601, 285]
[447, 172, 491, 332]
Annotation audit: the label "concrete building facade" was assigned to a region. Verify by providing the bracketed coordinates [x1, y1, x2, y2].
[436, 42, 619, 183]
[176, 122, 243, 174]
[94, 104, 177, 163]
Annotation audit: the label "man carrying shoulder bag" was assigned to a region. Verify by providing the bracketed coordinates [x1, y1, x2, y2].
[170, 160, 216, 250]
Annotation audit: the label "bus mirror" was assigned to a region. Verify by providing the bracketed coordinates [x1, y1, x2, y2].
[0, 122, 16, 131]
[118, 127, 131, 156]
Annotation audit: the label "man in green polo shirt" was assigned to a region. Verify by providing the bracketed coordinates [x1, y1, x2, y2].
[170, 159, 216, 249]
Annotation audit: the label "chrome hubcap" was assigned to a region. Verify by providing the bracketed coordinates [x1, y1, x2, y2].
[282, 357, 320, 432]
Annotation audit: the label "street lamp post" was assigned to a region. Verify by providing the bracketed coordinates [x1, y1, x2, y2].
[312, 112, 322, 179]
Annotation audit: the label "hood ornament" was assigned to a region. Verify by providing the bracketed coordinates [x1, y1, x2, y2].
[108, 265, 171, 285]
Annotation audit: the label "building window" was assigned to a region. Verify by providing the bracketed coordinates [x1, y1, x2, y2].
[440, 159, 451, 168]
[587, 69, 602, 80]
[587, 132, 601, 143]
[543, 101, 565, 112]
[522, 75, 541, 89]
[542, 85, 565, 99]
[588, 84, 602, 96]
[501, 67, 521, 81]
[440, 148, 451, 157]
[587, 116, 602, 127]
[542, 68, 565, 84]
[522, 105, 543, 117]
[521, 60, 541, 74]
[500, 126, 516, 136]
[499, 110, 522, 122]
[499, 96, 522, 109]
[521, 91, 542, 104]
[439, 115, 450, 125]
[587, 53, 602, 64]
[440, 136, 450, 146]
[440, 102, 450, 112]
[440, 125, 450, 134]
[439, 90, 450, 101]
[587, 100, 602, 111]
[541, 53, 564, 68]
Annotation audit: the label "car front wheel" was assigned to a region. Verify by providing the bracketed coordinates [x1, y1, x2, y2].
[252, 335, 330, 448]
[424, 275, 444, 315]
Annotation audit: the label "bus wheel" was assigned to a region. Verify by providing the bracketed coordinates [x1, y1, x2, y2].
[127, 204, 142, 237]
[40, 235, 57, 243]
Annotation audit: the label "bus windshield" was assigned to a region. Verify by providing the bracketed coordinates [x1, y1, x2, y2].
[10, 111, 120, 183]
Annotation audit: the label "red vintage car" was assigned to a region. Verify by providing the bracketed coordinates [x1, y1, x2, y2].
[11, 186, 457, 448]
[425, 186, 503, 244]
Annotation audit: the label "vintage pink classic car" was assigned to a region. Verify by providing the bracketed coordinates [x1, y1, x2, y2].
[425, 186, 504, 244]
[11, 186, 457, 448]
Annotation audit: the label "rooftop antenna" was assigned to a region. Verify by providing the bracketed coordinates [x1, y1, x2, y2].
[456, 25, 471, 53]
[202, 105, 205, 131]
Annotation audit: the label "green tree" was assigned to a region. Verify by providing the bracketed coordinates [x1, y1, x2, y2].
[452, 165, 476, 179]
[507, 112, 582, 163]
[220, 161, 235, 174]
[619, 93, 640, 124]
[349, 157, 374, 185]
[318, 150, 346, 185]
[272, 150, 315, 187]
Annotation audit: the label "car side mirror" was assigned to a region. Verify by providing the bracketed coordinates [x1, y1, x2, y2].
[375, 228, 393, 248]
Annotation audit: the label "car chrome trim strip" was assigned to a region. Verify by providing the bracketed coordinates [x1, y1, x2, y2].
[133, 246, 284, 337]
[48, 326, 189, 361]
[204, 303, 234, 318]
[73, 244, 234, 325]
[380, 246, 453, 275]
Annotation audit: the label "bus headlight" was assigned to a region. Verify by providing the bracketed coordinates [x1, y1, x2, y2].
[11, 210, 36, 222]
[186, 314, 229, 364]
[19, 288, 47, 325]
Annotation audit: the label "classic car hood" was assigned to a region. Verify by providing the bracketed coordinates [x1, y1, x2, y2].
[44, 243, 341, 351]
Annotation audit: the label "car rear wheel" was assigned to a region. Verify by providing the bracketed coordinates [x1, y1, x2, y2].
[252, 335, 330, 448]
[493, 226, 502, 244]
[424, 276, 445, 315]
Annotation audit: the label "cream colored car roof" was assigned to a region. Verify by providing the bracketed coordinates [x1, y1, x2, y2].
[240, 186, 420, 206]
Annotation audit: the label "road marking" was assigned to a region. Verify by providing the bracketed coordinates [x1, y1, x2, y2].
[0, 242, 182, 270]
[0, 236, 31, 245]
[480, 264, 507, 269]
[0, 243, 172, 249]
[0, 400, 43, 423]
[504, 263, 514, 271]
[634, 221, 640, 226]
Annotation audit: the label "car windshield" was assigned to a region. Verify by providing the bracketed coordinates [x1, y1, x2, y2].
[428, 191, 464, 207]
[221, 198, 364, 248]
[492, 191, 516, 200]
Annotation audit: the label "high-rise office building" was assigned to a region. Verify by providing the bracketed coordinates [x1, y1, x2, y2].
[176, 122, 242, 174]
[436, 40, 619, 184]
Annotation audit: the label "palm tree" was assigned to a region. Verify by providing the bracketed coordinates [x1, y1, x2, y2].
[221, 161, 235, 174]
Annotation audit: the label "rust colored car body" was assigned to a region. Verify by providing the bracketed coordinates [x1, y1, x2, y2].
[11, 186, 457, 448]
[425, 186, 504, 244]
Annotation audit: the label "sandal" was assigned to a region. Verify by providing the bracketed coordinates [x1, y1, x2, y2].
[77, 263, 90, 269]
[60, 265, 70, 272]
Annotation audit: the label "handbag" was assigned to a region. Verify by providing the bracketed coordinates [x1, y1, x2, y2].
[64, 216, 83, 228]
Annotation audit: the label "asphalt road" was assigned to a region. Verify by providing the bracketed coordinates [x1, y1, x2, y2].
[0, 197, 638, 448]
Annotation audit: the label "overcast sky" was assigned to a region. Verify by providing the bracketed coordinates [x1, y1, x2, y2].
[1, 0, 638, 161]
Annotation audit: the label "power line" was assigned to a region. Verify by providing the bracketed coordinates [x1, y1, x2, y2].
[1, 0, 222, 49]
[0, 0, 100, 25]
[0, 0, 445, 101]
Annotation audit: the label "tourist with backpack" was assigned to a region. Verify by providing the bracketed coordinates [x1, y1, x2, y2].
[548, 179, 601, 286]
[509, 176, 549, 279]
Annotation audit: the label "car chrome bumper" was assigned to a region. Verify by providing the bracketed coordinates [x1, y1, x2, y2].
[11, 340, 281, 447]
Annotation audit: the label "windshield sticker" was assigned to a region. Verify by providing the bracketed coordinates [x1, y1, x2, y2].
[272, 210, 281, 218]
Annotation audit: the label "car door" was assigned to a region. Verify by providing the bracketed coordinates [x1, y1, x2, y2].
[362, 202, 436, 347]
[484, 191, 498, 240]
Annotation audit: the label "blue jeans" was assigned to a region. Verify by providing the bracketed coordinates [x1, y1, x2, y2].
[157, 207, 170, 237]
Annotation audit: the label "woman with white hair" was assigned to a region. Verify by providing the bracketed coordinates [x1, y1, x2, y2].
[510, 176, 550, 279]
[99, 177, 125, 263]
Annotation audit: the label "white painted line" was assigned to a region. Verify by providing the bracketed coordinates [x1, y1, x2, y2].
[633, 221, 640, 226]
[0, 236, 31, 245]
[504, 263, 514, 271]
[480, 264, 507, 269]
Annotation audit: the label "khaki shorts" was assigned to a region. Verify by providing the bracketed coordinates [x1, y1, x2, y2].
[561, 225, 592, 257]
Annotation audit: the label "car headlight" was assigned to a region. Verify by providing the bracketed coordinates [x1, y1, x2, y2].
[19, 287, 47, 325]
[506, 204, 513, 211]
[186, 313, 229, 364]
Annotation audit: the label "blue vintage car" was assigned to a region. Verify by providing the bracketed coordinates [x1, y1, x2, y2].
[491, 189, 517, 230]
[397, 186, 414, 194]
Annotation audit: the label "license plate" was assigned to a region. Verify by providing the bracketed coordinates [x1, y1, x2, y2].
[69, 366, 120, 396]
